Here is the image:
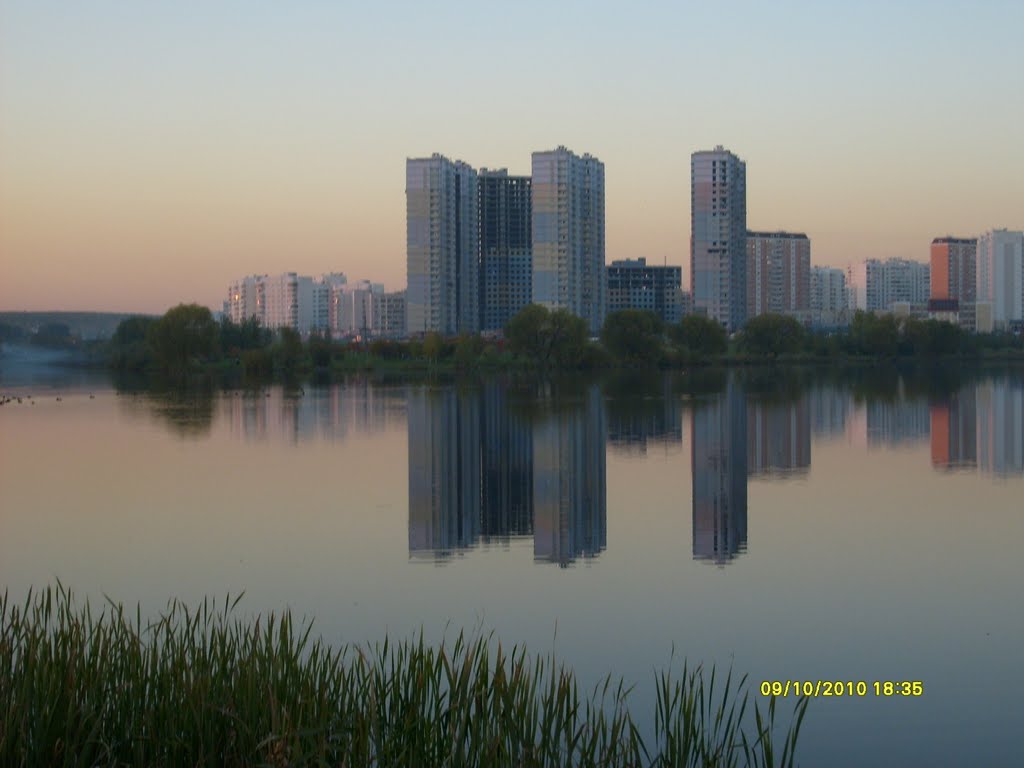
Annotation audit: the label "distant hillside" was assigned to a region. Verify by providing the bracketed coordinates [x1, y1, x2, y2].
[0, 311, 155, 341]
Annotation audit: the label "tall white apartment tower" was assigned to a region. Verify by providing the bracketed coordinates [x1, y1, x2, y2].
[406, 154, 479, 336]
[976, 229, 1024, 330]
[531, 147, 606, 335]
[691, 147, 747, 332]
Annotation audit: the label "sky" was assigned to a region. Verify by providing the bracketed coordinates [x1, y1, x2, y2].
[1, 0, 1021, 314]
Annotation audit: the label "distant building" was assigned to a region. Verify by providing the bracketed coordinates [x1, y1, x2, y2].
[606, 258, 683, 324]
[226, 272, 403, 337]
[478, 169, 532, 332]
[928, 237, 976, 328]
[691, 147, 747, 331]
[848, 258, 930, 313]
[532, 147, 606, 335]
[406, 154, 479, 336]
[226, 275, 266, 325]
[745, 231, 810, 318]
[810, 266, 849, 326]
[975, 229, 1024, 331]
[371, 290, 407, 339]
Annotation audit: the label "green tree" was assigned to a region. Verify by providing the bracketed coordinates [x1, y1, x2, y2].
[422, 332, 444, 363]
[601, 310, 665, 364]
[273, 327, 304, 374]
[669, 315, 728, 357]
[847, 311, 899, 357]
[738, 313, 807, 358]
[454, 333, 484, 367]
[149, 304, 219, 375]
[220, 316, 271, 355]
[546, 309, 588, 367]
[505, 304, 550, 362]
[110, 316, 157, 370]
[901, 318, 963, 357]
[505, 305, 587, 367]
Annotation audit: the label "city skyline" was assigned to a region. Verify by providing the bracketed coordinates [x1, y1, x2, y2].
[1, 1, 1022, 314]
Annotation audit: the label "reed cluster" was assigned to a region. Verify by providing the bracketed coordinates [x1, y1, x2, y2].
[1, 586, 806, 767]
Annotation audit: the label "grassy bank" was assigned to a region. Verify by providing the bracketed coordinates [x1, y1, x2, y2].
[1, 586, 807, 767]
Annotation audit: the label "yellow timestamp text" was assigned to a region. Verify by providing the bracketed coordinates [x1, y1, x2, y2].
[759, 680, 924, 698]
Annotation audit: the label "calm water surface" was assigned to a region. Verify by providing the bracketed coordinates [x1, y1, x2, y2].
[1, 366, 1022, 766]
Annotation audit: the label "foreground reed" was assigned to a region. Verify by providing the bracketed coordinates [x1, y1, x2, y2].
[1, 586, 807, 767]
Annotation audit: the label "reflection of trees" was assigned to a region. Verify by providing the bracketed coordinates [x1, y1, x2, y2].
[116, 387, 215, 438]
[603, 371, 682, 453]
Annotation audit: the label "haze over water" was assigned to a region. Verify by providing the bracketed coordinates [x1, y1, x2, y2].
[1, 367, 1022, 766]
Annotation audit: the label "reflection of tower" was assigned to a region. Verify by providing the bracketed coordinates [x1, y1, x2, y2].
[692, 380, 748, 564]
[976, 379, 1024, 476]
[747, 397, 811, 477]
[533, 385, 607, 566]
[866, 398, 930, 446]
[930, 390, 977, 470]
[407, 388, 481, 560]
[809, 387, 850, 440]
[480, 381, 533, 540]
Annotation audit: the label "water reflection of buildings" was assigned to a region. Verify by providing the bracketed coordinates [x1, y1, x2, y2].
[928, 380, 1024, 476]
[407, 388, 481, 558]
[849, 398, 931, 449]
[747, 398, 811, 477]
[975, 380, 1024, 476]
[221, 383, 404, 443]
[691, 382, 748, 565]
[533, 388, 607, 566]
[809, 387, 851, 440]
[930, 390, 977, 471]
[407, 383, 607, 565]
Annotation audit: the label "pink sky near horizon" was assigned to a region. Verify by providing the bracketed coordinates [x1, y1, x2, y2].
[1, 1, 1021, 314]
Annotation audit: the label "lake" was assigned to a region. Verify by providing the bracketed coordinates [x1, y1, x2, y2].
[1, 364, 1021, 766]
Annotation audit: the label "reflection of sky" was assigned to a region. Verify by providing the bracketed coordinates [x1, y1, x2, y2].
[2, 375, 1023, 766]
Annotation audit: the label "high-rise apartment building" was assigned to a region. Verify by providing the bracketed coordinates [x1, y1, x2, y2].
[478, 169, 532, 332]
[406, 154, 479, 336]
[606, 258, 683, 324]
[370, 290, 407, 339]
[745, 231, 810, 318]
[532, 147, 606, 335]
[226, 275, 266, 325]
[930, 237, 976, 304]
[848, 258, 930, 312]
[976, 229, 1024, 331]
[691, 147, 747, 332]
[810, 267, 849, 314]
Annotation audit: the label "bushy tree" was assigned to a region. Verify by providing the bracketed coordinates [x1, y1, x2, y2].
[505, 305, 587, 367]
[669, 315, 728, 357]
[110, 316, 158, 370]
[149, 304, 219, 374]
[738, 314, 807, 358]
[273, 327, 304, 374]
[901, 318, 963, 357]
[847, 311, 899, 357]
[601, 310, 664, 364]
[219, 316, 271, 355]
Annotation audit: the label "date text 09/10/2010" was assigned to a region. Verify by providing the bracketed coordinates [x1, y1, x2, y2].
[759, 681, 924, 698]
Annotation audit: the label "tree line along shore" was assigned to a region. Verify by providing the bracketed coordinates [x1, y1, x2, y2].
[9, 303, 1022, 381]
